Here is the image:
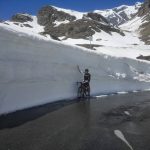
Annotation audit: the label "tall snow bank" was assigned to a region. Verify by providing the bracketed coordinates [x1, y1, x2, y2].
[0, 27, 150, 115]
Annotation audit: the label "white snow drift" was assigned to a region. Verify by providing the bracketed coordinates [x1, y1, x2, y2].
[0, 2, 150, 115]
[0, 26, 150, 115]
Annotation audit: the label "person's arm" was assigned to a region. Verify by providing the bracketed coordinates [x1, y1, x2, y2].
[77, 65, 84, 74]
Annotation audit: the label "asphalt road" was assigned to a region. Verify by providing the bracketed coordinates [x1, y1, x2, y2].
[1, 91, 150, 150]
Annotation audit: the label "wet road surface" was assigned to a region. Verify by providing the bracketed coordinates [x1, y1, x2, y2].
[0, 91, 150, 150]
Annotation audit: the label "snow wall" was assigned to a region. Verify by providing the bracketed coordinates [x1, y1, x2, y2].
[0, 27, 150, 115]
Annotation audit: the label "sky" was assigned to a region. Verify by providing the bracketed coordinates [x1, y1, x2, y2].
[0, 0, 144, 20]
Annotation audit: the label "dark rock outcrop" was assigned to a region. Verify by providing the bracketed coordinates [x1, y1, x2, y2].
[36, 5, 125, 40]
[106, 13, 125, 26]
[139, 20, 150, 45]
[23, 24, 33, 28]
[11, 14, 33, 23]
[138, 0, 150, 16]
[4, 22, 9, 25]
[44, 19, 124, 39]
[44, 19, 95, 39]
[137, 55, 150, 61]
[9, 5, 126, 42]
[37, 5, 125, 40]
[138, 0, 150, 44]
[84, 13, 109, 24]
[14, 22, 19, 26]
[105, 3, 142, 26]
[37, 6, 76, 26]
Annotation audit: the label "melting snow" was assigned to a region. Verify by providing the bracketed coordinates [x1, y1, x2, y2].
[124, 111, 131, 116]
[114, 130, 134, 150]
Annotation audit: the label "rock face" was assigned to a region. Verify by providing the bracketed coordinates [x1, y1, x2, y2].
[94, 2, 142, 26]
[11, 14, 33, 22]
[37, 6, 124, 40]
[138, 0, 150, 16]
[85, 13, 109, 24]
[137, 55, 150, 61]
[44, 18, 124, 39]
[112, 6, 132, 25]
[138, 0, 150, 44]
[140, 19, 150, 45]
[37, 6, 76, 26]
[44, 19, 95, 38]
[23, 24, 33, 28]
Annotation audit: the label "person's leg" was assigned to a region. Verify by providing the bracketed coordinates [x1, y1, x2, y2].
[85, 82, 90, 97]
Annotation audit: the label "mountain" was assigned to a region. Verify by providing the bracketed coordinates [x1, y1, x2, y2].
[37, 5, 124, 41]
[94, 2, 142, 26]
[119, 0, 150, 47]
[0, 1, 149, 49]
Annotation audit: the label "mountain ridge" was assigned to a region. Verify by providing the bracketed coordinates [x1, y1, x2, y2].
[0, 1, 149, 48]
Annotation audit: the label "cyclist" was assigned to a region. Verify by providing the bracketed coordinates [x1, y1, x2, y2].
[77, 66, 91, 96]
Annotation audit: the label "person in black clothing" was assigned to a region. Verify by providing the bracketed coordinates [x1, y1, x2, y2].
[77, 66, 91, 96]
[84, 69, 91, 84]
[83, 69, 91, 96]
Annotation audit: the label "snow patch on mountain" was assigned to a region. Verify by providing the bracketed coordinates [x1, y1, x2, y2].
[54, 20, 70, 27]
[94, 2, 142, 26]
[0, 11, 149, 60]
[120, 16, 143, 31]
[52, 6, 86, 20]
[63, 30, 142, 48]
[0, 16, 53, 40]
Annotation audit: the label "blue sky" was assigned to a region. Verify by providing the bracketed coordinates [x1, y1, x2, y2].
[0, 0, 144, 20]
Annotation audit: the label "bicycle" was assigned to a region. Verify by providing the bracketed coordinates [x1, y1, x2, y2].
[77, 82, 90, 98]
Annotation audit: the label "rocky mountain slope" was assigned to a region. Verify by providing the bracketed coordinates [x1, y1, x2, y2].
[2, 5, 126, 42]
[37, 6, 124, 40]
[0, 1, 149, 51]
[94, 2, 142, 26]
[138, 0, 150, 44]
[119, 0, 150, 47]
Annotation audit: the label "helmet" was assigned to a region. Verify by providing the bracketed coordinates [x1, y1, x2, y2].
[85, 69, 89, 72]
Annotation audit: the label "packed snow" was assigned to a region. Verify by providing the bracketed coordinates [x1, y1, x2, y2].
[0, 26, 150, 115]
[0, 3, 150, 115]
[120, 16, 144, 32]
[62, 30, 150, 59]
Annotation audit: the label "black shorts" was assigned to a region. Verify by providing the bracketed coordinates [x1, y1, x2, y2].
[83, 81, 89, 87]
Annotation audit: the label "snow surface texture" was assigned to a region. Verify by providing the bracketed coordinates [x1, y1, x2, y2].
[0, 26, 150, 115]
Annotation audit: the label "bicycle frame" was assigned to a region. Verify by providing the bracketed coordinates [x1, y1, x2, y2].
[77, 82, 89, 98]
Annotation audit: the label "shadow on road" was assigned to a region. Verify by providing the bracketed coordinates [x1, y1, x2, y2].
[0, 99, 78, 129]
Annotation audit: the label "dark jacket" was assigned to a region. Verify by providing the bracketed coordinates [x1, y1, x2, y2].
[84, 73, 91, 82]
